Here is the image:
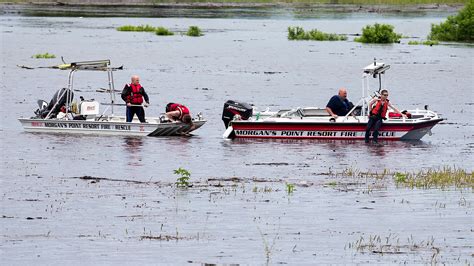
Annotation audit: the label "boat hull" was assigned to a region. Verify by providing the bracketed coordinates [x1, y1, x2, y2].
[18, 118, 206, 137]
[230, 119, 442, 141]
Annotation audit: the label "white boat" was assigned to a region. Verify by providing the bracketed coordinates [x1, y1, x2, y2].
[222, 61, 443, 141]
[18, 60, 206, 136]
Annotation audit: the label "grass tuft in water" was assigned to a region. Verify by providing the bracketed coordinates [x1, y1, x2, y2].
[32, 53, 56, 59]
[286, 183, 295, 194]
[349, 233, 439, 263]
[117, 24, 157, 32]
[155, 27, 174, 36]
[354, 23, 402, 43]
[408, 40, 440, 45]
[394, 166, 473, 189]
[174, 167, 191, 188]
[186, 26, 203, 37]
[288, 26, 347, 41]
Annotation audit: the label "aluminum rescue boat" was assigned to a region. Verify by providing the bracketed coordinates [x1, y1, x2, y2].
[222, 61, 442, 141]
[18, 60, 206, 136]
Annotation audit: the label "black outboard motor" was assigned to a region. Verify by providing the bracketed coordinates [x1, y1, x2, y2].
[222, 100, 253, 129]
[35, 88, 74, 118]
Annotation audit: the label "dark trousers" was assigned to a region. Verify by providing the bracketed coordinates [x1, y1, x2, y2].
[365, 116, 383, 142]
[126, 106, 146, 123]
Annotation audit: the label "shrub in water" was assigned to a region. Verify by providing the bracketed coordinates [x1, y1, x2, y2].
[155, 27, 174, 36]
[429, 1, 474, 42]
[354, 23, 402, 43]
[288, 26, 306, 40]
[32, 53, 56, 59]
[186, 26, 203, 37]
[288, 26, 347, 41]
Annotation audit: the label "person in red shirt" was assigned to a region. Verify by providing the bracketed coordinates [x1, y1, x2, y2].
[121, 75, 149, 122]
[165, 103, 192, 124]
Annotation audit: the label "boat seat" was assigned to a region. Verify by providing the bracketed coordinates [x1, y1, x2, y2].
[275, 109, 291, 117]
[301, 108, 330, 117]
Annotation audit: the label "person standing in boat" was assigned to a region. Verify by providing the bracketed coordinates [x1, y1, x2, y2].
[326, 87, 354, 118]
[121, 75, 149, 123]
[365, 89, 405, 143]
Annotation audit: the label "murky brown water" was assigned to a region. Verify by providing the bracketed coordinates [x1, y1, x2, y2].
[0, 8, 473, 264]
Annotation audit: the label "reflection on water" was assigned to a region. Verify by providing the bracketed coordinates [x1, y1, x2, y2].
[123, 137, 143, 166]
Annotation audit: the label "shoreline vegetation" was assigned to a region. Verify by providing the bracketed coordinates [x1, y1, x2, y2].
[0, 1, 467, 10]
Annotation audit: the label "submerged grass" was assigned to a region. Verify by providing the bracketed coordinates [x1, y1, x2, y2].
[348, 234, 440, 263]
[394, 167, 473, 189]
[330, 166, 472, 190]
[288, 26, 347, 41]
[116, 24, 157, 32]
[117, 24, 174, 35]
[32, 53, 56, 59]
[408, 40, 440, 45]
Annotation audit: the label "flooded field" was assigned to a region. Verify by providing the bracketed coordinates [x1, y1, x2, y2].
[1, 6, 473, 264]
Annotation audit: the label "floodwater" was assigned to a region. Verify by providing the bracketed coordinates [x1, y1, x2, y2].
[1, 6, 473, 264]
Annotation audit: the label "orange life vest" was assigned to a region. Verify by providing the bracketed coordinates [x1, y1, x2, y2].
[370, 99, 389, 118]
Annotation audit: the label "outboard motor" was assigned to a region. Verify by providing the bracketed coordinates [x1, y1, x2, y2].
[35, 88, 74, 118]
[222, 100, 253, 129]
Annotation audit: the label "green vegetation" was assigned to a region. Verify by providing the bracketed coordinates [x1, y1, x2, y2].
[288, 26, 347, 41]
[286, 183, 295, 194]
[117, 24, 174, 35]
[155, 26, 174, 36]
[394, 166, 473, 189]
[428, 1, 474, 42]
[32, 53, 56, 59]
[174, 168, 191, 188]
[186, 26, 203, 37]
[116, 24, 157, 32]
[354, 23, 402, 43]
[408, 40, 440, 45]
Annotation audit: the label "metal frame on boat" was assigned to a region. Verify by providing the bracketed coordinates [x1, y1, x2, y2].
[18, 60, 206, 136]
[222, 60, 443, 141]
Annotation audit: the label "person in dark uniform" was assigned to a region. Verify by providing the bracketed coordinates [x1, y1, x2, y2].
[121, 75, 149, 123]
[326, 87, 354, 118]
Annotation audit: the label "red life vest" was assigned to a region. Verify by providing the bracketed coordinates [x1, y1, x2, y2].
[370, 99, 389, 118]
[169, 103, 190, 119]
[128, 84, 143, 105]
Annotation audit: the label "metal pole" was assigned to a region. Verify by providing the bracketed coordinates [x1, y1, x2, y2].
[110, 69, 116, 115]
